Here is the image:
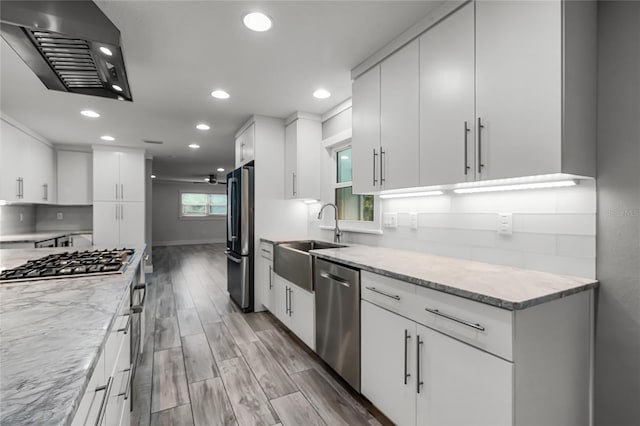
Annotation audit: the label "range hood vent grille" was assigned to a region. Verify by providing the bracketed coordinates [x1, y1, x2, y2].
[28, 30, 104, 89]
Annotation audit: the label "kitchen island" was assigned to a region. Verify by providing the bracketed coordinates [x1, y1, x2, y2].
[0, 246, 145, 426]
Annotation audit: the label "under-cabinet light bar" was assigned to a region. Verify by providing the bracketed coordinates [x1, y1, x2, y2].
[303, 199, 319, 204]
[453, 180, 576, 194]
[380, 191, 443, 199]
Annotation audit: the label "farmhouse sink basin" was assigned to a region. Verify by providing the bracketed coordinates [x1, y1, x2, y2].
[273, 240, 346, 291]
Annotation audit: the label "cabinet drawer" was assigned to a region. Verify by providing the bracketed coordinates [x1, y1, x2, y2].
[410, 286, 513, 360]
[259, 242, 273, 261]
[72, 351, 108, 426]
[361, 271, 416, 317]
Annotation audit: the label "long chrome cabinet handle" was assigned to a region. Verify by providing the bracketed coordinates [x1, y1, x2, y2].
[94, 376, 112, 426]
[365, 286, 400, 301]
[380, 148, 386, 185]
[404, 329, 411, 385]
[416, 335, 423, 393]
[424, 307, 485, 331]
[372, 148, 378, 186]
[288, 288, 293, 316]
[320, 272, 351, 288]
[121, 184, 124, 200]
[477, 117, 485, 173]
[115, 183, 118, 200]
[121, 204, 124, 220]
[292, 172, 297, 196]
[463, 121, 470, 175]
[268, 266, 272, 289]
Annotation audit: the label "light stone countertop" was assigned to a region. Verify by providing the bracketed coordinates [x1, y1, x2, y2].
[0, 246, 144, 426]
[0, 229, 93, 243]
[309, 245, 597, 310]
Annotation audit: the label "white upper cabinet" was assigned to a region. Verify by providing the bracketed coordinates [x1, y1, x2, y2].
[57, 150, 92, 205]
[235, 122, 255, 167]
[353, 40, 420, 193]
[419, 2, 475, 186]
[0, 117, 54, 203]
[353, 0, 596, 190]
[352, 65, 381, 194]
[93, 149, 145, 202]
[380, 39, 420, 191]
[284, 113, 321, 200]
[475, 0, 562, 180]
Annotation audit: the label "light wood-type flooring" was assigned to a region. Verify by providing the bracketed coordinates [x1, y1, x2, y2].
[132, 244, 389, 426]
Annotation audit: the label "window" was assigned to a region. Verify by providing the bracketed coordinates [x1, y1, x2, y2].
[335, 147, 374, 221]
[181, 192, 227, 217]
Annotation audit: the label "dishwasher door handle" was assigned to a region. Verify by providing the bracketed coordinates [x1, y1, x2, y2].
[320, 272, 351, 288]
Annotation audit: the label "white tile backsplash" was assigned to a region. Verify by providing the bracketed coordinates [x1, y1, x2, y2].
[309, 179, 596, 279]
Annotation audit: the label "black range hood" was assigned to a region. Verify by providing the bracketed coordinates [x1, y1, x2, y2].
[1, 0, 132, 101]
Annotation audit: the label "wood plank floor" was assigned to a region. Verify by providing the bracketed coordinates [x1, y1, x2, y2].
[132, 244, 390, 426]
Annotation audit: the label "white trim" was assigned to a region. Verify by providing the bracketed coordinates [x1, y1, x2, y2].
[235, 114, 284, 138]
[92, 145, 146, 154]
[153, 238, 226, 247]
[1, 114, 52, 147]
[285, 111, 321, 126]
[322, 128, 352, 151]
[321, 98, 353, 122]
[319, 225, 383, 235]
[351, 0, 468, 80]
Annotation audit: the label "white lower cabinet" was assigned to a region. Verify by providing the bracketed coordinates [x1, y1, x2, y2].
[256, 242, 274, 311]
[361, 270, 592, 426]
[72, 287, 132, 426]
[416, 323, 512, 426]
[362, 301, 416, 426]
[272, 273, 315, 350]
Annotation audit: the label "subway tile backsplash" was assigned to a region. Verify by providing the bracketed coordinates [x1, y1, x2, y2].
[310, 179, 596, 279]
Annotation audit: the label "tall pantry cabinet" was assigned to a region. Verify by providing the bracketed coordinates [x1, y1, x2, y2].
[92, 147, 145, 247]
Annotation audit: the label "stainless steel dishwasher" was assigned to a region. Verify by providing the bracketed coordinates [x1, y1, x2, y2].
[315, 258, 360, 391]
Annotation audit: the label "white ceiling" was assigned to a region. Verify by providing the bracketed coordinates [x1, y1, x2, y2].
[0, 1, 441, 180]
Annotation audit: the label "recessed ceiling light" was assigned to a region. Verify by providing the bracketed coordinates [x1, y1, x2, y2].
[99, 46, 113, 56]
[81, 110, 100, 118]
[188, 143, 200, 149]
[196, 123, 210, 130]
[151, 175, 156, 179]
[100, 135, 115, 141]
[112, 84, 123, 92]
[211, 90, 230, 99]
[243, 12, 272, 32]
[313, 89, 331, 99]
[217, 168, 225, 172]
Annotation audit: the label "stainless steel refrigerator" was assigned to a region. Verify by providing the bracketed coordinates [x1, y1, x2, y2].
[225, 163, 254, 312]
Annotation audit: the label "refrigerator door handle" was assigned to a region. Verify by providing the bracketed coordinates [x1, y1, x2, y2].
[225, 251, 242, 264]
[227, 177, 238, 241]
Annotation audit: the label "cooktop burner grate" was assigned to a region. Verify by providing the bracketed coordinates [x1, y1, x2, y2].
[0, 249, 135, 283]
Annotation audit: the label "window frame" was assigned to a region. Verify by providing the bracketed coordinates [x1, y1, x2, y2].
[179, 190, 227, 221]
[325, 143, 381, 233]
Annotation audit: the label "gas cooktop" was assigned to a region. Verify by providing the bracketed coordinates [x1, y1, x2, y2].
[0, 249, 135, 283]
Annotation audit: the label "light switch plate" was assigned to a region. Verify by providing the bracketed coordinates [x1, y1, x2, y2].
[383, 212, 398, 228]
[57, 212, 64, 220]
[409, 212, 418, 230]
[497, 212, 512, 235]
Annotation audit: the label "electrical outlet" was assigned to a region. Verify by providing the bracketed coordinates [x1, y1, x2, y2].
[57, 212, 64, 220]
[409, 212, 418, 230]
[383, 212, 398, 228]
[19, 213, 24, 222]
[497, 212, 512, 235]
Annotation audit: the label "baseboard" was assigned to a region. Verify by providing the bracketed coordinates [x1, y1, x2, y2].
[152, 238, 225, 247]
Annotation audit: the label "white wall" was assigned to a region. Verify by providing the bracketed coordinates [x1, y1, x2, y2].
[151, 181, 226, 246]
[0, 205, 36, 235]
[309, 107, 596, 279]
[35, 205, 92, 231]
